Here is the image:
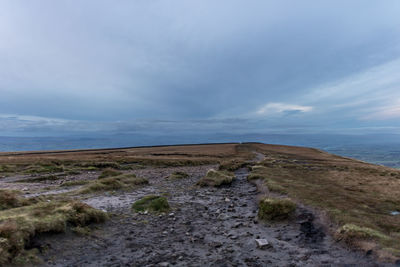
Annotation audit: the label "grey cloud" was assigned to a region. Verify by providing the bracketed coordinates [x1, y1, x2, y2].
[0, 1, 400, 135]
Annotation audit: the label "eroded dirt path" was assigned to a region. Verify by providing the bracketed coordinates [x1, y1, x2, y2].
[35, 162, 385, 267]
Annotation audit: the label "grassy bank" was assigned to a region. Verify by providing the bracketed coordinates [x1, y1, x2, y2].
[249, 144, 400, 261]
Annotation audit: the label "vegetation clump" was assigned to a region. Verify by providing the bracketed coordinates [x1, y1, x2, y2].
[132, 195, 170, 213]
[218, 159, 247, 171]
[24, 163, 65, 174]
[98, 168, 122, 179]
[197, 169, 235, 187]
[168, 171, 189, 180]
[80, 174, 148, 193]
[0, 199, 107, 265]
[258, 197, 296, 221]
[335, 224, 390, 245]
[0, 190, 25, 211]
[81, 162, 122, 170]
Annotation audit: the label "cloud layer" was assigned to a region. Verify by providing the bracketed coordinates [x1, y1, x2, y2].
[0, 1, 400, 136]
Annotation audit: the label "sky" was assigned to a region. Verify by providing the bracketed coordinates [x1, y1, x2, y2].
[1, 1, 400, 138]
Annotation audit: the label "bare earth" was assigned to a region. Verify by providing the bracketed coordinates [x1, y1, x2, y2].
[34, 167, 384, 266]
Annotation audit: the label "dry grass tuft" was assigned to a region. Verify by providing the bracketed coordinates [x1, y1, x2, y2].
[79, 174, 148, 193]
[218, 159, 248, 171]
[197, 169, 235, 187]
[0, 190, 24, 211]
[335, 224, 390, 246]
[0, 198, 106, 265]
[132, 195, 170, 213]
[98, 168, 123, 179]
[258, 197, 296, 221]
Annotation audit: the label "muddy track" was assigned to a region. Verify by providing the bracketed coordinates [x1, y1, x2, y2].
[36, 165, 385, 266]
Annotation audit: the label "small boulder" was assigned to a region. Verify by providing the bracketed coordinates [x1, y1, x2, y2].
[255, 239, 272, 249]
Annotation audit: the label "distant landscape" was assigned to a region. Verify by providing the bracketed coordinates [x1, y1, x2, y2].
[1, 134, 400, 169]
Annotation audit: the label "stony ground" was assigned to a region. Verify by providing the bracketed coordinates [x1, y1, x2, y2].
[30, 163, 387, 266]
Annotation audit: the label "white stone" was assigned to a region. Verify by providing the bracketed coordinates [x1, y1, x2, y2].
[255, 239, 271, 249]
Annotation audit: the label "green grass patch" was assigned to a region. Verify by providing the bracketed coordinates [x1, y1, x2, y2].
[197, 169, 235, 187]
[132, 195, 170, 213]
[258, 197, 296, 221]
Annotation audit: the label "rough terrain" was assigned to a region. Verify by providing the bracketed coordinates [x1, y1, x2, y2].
[0, 143, 399, 266]
[37, 164, 380, 266]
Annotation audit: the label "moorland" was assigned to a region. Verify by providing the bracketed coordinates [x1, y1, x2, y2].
[0, 143, 399, 266]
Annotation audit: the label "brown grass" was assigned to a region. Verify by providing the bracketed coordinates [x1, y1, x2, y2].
[79, 174, 149, 194]
[248, 143, 400, 261]
[0, 144, 249, 175]
[98, 168, 123, 179]
[0, 198, 106, 265]
[2, 143, 399, 262]
[0, 190, 24, 211]
[197, 169, 235, 187]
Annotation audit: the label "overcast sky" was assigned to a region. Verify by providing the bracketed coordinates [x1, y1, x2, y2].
[1, 1, 400, 136]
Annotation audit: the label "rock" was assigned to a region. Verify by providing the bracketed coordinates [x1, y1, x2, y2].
[255, 239, 272, 249]
[225, 198, 231, 202]
[217, 214, 229, 220]
[22, 187, 29, 191]
[159, 262, 170, 267]
[169, 213, 175, 217]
